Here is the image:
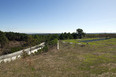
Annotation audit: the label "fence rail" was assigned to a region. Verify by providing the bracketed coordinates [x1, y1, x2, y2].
[0, 42, 45, 63]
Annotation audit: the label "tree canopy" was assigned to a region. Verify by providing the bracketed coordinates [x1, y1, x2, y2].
[76, 28, 85, 39]
[0, 31, 8, 48]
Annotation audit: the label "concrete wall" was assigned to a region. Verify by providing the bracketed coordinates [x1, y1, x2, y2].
[0, 42, 45, 63]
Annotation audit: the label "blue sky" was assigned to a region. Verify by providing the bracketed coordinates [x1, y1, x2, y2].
[0, 0, 116, 33]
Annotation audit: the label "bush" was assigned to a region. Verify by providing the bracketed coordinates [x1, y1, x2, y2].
[10, 47, 23, 53]
[21, 50, 28, 58]
[47, 39, 58, 47]
[42, 45, 48, 52]
[2, 46, 23, 55]
[34, 49, 42, 55]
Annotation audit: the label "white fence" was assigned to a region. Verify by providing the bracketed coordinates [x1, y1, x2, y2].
[0, 42, 45, 63]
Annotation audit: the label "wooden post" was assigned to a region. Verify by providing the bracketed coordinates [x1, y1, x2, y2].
[57, 40, 59, 50]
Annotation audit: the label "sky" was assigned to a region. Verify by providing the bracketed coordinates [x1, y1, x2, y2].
[0, 0, 116, 33]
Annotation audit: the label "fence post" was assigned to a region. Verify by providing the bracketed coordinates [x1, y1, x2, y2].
[57, 40, 59, 50]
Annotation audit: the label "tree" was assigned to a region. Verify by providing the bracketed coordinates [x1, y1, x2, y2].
[0, 31, 9, 55]
[0, 31, 9, 48]
[72, 32, 77, 39]
[26, 35, 35, 52]
[76, 28, 85, 39]
[67, 32, 73, 39]
[59, 33, 64, 40]
[5, 32, 28, 41]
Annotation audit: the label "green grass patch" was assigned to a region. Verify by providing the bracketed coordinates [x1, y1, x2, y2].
[79, 53, 116, 75]
[64, 38, 116, 46]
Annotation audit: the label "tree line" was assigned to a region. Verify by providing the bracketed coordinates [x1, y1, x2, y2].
[0, 28, 85, 54]
[59, 28, 85, 40]
[86, 33, 116, 38]
[0, 30, 59, 55]
[0, 28, 115, 55]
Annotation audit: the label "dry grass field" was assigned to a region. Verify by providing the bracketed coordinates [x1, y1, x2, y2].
[0, 38, 116, 77]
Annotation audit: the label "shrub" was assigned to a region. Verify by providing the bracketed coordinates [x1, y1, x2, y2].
[42, 45, 48, 52]
[47, 39, 58, 47]
[21, 50, 28, 58]
[10, 47, 23, 53]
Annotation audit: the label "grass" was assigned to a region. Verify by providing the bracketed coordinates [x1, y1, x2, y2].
[0, 38, 116, 77]
[63, 38, 104, 45]
[63, 38, 99, 42]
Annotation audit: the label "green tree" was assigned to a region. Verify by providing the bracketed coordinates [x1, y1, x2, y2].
[59, 33, 64, 40]
[26, 35, 35, 52]
[0, 31, 8, 48]
[76, 28, 85, 39]
[72, 32, 77, 39]
[67, 32, 73, 39]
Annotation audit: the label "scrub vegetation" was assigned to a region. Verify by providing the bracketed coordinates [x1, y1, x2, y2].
[0, 30, 58, 55]
[0, 29, 116, 77]
[0, 38, 116, 77]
